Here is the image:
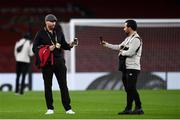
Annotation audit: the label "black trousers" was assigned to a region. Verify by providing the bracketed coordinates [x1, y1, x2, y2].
[42, 58, 71, 111]
[122, 69, 142, 110]
[15, 62, 30, 94]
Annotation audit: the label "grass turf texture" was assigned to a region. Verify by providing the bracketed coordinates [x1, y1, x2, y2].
[0, 90, 180, 119]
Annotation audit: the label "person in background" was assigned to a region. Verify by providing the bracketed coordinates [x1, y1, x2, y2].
[14, 33, 34, 95]
[101, 19, 144, 115]
[32, 14, 77, 115]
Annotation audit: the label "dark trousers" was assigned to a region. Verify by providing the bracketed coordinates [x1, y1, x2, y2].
[42, 58, 71, 111]
[122, 69, 142, 110]
[15, 62, 30, 94]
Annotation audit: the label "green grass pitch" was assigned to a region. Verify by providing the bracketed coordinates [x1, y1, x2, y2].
[0, 90, 180, 119]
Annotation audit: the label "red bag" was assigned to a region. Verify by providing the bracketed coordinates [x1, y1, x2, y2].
[38, 45, 54, 68]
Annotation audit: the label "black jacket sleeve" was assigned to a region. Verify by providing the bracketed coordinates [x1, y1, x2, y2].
[60, 33, 71, 50]
[32, 32, 41, 54]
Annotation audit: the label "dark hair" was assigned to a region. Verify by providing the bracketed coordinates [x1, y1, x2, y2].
[125, 19, 137, 31]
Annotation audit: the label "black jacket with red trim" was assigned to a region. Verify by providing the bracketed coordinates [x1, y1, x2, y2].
[32, 25, 72, 68]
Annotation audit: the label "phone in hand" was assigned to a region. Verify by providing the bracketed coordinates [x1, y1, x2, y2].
[73, 38, 78, 46]
[99, 36, 103, 44]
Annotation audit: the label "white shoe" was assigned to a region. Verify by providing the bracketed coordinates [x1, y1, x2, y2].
[45, 109, 54, 115]
[66, 109, 75, 114]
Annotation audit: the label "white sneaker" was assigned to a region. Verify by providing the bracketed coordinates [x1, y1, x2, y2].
[66, 109, 75, 114]
[45, 109, 54, 115]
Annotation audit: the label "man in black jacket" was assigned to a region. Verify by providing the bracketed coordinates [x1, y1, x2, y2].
[33, 14, 77, 115]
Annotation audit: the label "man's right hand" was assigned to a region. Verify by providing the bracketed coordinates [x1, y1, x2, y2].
[101, 40, 107, 45]
[49, 45, 55, 51]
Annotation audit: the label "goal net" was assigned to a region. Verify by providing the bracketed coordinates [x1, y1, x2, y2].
[64, 19, 180, 73]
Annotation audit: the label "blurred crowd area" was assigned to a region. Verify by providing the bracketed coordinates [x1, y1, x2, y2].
[0, 0, 180, 72]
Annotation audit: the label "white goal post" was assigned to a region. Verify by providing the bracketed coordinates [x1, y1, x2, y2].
[69, 18, 180, 72]
[61, 19, 180, 90]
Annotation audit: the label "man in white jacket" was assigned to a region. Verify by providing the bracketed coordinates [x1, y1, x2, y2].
[101, 20, 144, 115]
[14, 33, 34, 95]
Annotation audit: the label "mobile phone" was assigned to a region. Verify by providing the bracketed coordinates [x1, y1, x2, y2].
[99, 36, 103, 44]
[73, 38, 78, 46]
